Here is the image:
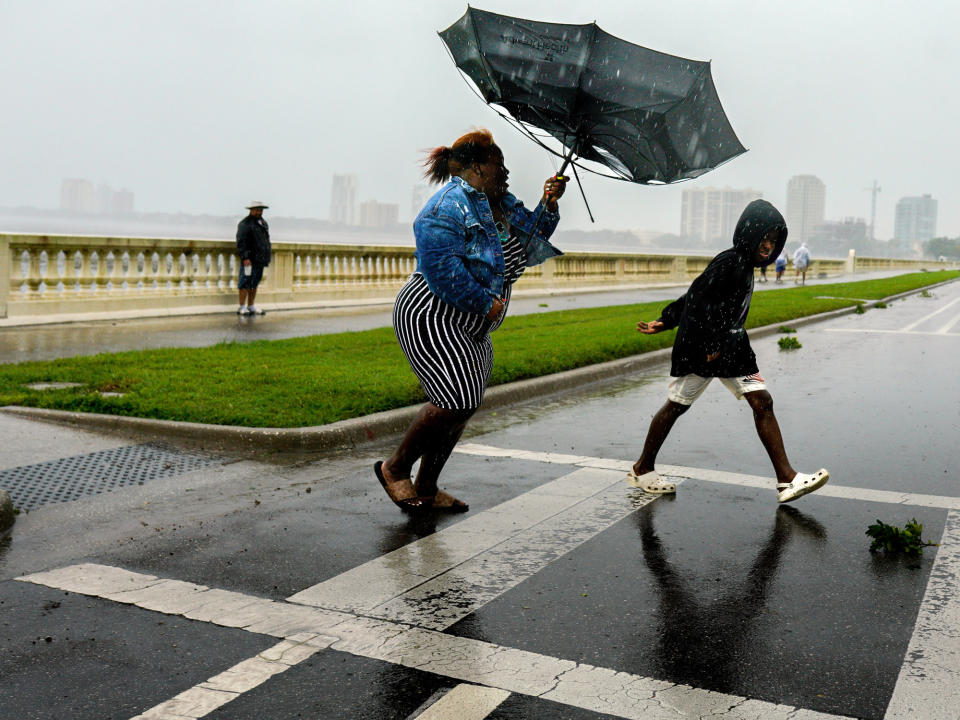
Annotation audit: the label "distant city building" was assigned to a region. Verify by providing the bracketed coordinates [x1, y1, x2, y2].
[785, 175, 826, 245]
[60, 178, 97, 213]
[112, 188, 135, 214]
[809, 217, 868, 257]
[680, 186, 762, 246]
[61, 179, 134, 214]
[411, 183, 433, 220]
[359, 200, 399, 228]
[894, 194, 937, 255]
[330, 174, 358, 225]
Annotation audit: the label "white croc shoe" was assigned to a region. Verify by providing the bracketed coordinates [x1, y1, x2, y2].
[777, 469, 830, 504]
[626, 470, 676, 494]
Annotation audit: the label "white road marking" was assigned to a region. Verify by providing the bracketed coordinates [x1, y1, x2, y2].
[884, 510, 960, 720]
[935, 312, 960, 334]
[290, 467, 659, 630]
[901, 295, 960, 331]
[130, 634, 329, 720]
[455, 443, 960, 510]
[412, 684, 510, 720]
[17, 563, 854, 720]
[824, 328, 960, 336]
[19, 444, 954, 720]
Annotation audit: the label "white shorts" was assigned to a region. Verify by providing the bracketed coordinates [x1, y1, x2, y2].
[668, 372, 767, 405]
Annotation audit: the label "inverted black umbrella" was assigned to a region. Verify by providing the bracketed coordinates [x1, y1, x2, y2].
[439, 7, 747, 208]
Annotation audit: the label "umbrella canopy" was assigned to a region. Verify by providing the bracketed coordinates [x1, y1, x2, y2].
[439, 7, 746, 185]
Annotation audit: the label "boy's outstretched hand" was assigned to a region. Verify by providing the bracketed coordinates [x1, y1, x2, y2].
[636, 320, 664, 334]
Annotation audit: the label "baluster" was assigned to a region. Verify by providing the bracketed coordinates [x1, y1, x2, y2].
[133, 252, 145, 290]
[180, 253, 194, 291]
[13, 249, 27, 295]
[293, 254, 304, 288]
[90, 251, 108, 294]
[318, 254, 329, 285]
[215, 253, 228, 290]
[227, 254, 238, 290]
[170, 252, 185, 292]
[118, 251, 131, 291]
[59, 250, 75, 294]
[104, 251, 119, 293]
[202, 252, 215, 290]
[22, 249, 41, 296]
[37, 250, 54, 295]
[157, 252, 172, 291]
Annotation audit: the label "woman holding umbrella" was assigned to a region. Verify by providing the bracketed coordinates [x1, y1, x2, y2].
[376, 129, 567, 513]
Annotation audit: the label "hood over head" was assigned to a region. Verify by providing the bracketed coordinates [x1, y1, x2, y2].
[733, 199, 788, 268]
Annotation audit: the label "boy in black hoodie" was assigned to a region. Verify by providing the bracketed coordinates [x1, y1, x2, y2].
[629, 200, 829, 503]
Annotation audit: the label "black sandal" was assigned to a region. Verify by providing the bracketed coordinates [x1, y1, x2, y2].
[375, 461, 426, 513]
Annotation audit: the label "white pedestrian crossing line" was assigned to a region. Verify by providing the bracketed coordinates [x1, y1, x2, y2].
[20, 442, 957, 720]
[129, 634, 329, 720]
[884, 511, 960, 719]
[16, 562, 855, 720]
[454, 443, 960, 510]
[412, 684, 510, 720]
[290, 467, 659, 630]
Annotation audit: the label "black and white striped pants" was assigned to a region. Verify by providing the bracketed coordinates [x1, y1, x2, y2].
[393, 273, 511, 410]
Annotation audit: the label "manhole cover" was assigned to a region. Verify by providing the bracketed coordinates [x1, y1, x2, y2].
[0, 443, 223, 511]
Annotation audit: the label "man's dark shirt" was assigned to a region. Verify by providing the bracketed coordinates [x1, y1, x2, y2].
[236, 215, 271, 266]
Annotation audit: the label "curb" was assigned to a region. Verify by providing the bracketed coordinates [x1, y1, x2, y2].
[1, 278, 955, 453]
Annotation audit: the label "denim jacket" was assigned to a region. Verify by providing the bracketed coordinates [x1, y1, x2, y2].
[413, 177, 562, 316]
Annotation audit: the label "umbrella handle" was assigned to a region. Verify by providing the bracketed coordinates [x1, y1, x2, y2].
[556, 143, 578, 177]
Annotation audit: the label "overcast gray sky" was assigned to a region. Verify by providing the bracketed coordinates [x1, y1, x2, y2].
[2, 0, 956, 240]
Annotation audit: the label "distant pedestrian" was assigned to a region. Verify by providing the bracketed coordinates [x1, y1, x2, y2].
[376, 128, 567, 514]
[758, 263, 768, 283]
[629, 200, 829, 504]
[793, 242, 811, 285]
[774, 251, 787, 283]
[236, 202, 271, 315]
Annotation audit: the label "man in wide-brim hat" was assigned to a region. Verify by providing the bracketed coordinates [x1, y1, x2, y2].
[235, 201, 271, 315]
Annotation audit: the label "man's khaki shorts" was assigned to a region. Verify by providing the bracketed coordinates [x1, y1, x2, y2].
[668, 372, 767, 405]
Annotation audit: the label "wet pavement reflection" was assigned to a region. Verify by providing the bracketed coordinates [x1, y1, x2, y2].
[636, 500, 827, 694]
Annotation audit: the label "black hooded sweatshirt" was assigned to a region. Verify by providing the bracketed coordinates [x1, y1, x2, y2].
[658, 199, 788, 378]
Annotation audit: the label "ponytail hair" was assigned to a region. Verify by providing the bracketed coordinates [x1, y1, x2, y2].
[421, 128, 497, 184]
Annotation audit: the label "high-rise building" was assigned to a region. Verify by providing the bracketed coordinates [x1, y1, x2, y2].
[680, 186, 762, 246]
[785, 175, 826, 245]
[411, 183, 433, 220]
[60, 178, 97, 213]
[359, 200, 399, 228]
[330, 174, 358, 225]
[894, 195, 937, 255]
[112, 188, 135, 214]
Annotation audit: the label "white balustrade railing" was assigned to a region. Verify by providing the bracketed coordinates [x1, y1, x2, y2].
[0, 233, 952, 320]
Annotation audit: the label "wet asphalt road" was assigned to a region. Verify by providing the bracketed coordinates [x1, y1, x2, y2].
[0, 278, 958, 719]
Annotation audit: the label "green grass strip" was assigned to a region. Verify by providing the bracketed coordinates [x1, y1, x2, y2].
[0, 270, 956, 427]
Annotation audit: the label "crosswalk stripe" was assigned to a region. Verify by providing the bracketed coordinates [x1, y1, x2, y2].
[884, 510, 960, 719]
[17, 562, 855, 720]
[411, 684, 510, 720]
[454, 443, 960, 510]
